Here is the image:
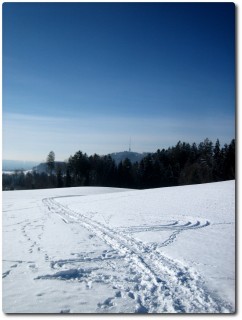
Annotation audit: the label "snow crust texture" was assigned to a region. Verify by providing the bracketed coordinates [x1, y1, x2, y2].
[2, 182, 235, 313]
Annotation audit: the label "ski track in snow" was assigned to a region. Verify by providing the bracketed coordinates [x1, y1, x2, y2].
[39, 196, 233, 313]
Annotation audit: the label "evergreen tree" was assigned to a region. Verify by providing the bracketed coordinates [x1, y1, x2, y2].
[56, 166, 63, 188]
[213, 139, 222, 181]
[46, 151, 55, 175]
[65, 168, 72, 187]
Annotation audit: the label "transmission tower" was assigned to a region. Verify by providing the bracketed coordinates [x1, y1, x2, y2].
[129, 137, 131, 152]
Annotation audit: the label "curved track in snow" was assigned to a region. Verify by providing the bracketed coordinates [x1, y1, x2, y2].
[42, 196, 232, 313]
[118, 220, 210, 233]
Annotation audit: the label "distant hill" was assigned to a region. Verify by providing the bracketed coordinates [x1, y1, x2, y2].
[109, 151, 149, 165]
[2, 152, 149, 173]
[33, 161, 66, 174]
[31, 152, 149, 173]
[2, 160, 40, 171]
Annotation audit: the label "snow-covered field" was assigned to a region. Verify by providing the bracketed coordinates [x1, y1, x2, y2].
[2, 181, 235, 313]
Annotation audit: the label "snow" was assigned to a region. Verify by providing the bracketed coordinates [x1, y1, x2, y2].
[2, 181, 235, 313]
[2, 170, 33, 175]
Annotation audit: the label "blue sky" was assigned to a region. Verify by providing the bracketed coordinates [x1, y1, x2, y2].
[2, 3, 235, 161]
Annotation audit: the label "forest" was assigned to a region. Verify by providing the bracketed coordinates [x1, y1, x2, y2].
[2, 138, 235, 191]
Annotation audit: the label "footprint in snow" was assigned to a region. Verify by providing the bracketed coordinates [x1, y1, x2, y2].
[2, 270, 11, 278]
[115, 291, 122, 298]
[36, 292, 44, 297]
[98, 297, 114, 309]
[28, 263, 37, 270]
[135, 304, 148, 313]
[98, 290, 123, 310]
[60, 309, 70, 313]
[128, 291, 135, 299]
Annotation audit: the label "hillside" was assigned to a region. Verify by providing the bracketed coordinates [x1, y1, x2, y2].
[32, 152, 148, 173]
[109, 151, 148, 164]
[32, 161, 66, 174]
[2, 181, 235, 313]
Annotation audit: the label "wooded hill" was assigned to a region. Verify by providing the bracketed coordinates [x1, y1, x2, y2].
[2, 138, 235, 190]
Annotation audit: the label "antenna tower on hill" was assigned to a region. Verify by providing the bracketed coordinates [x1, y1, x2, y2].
[129, 137, 131, 152]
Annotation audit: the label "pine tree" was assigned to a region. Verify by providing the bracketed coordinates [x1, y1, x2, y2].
[56, 167, 63, 188]
[213, 139, 222, 181]
[47, 151, 55, 175]
[65, 168, 72, 187]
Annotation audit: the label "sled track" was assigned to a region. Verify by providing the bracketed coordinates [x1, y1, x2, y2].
[42, 196, 232, 313]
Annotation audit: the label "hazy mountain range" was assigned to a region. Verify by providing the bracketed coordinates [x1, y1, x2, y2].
[2, 160, 40, 171]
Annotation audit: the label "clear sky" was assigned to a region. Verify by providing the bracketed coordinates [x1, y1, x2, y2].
[2, 2, 235, 161]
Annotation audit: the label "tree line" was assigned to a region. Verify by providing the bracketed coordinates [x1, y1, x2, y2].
[2, 138, 235, 191]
